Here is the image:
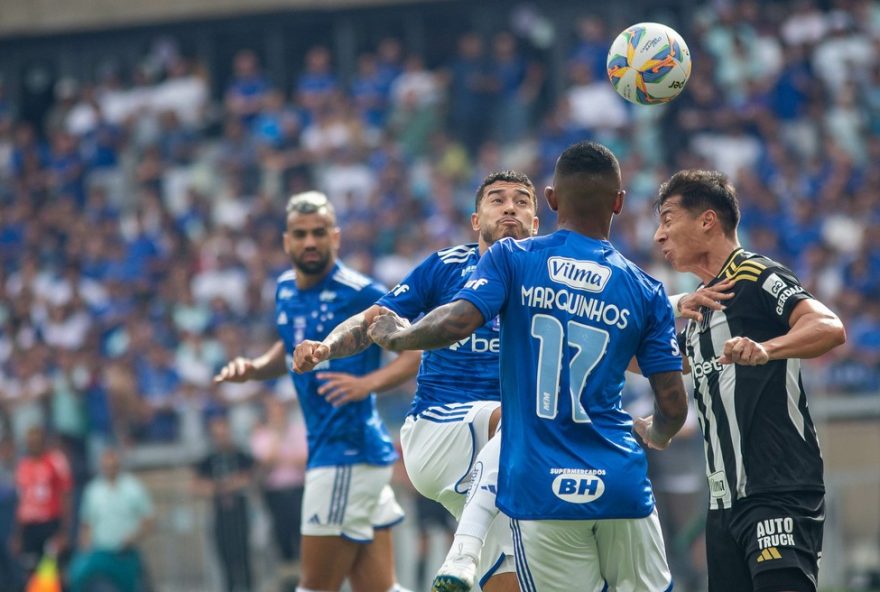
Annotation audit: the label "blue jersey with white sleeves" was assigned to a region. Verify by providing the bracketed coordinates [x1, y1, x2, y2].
[455, 230, 682, 520]
[376, 244, 501, 416]
[275, 262, 398, 469]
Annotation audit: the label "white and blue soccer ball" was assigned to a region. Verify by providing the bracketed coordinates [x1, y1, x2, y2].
[606, 22, 692, 105]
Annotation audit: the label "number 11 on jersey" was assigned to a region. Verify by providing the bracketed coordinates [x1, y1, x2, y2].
[531, 314, 609, 423]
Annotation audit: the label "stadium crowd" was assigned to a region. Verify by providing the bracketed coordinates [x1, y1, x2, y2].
[0, 0, 878, 589]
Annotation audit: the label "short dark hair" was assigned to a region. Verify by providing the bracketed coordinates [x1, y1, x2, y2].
[555, 141, 620, 180]
[475, 170, 537, 211]
[656, 170, 740, 236]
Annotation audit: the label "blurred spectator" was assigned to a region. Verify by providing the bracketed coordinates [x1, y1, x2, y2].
[448, 33, 495, 152]
[12, 427, 72, 579]
[194, 415, 254, 592]
[296, 46, 339, 117]
[69, 449, 154, 592]
[249, 398, 307, 590]
[225, 50, 271, 124]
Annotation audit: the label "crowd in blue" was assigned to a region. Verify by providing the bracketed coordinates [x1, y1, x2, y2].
[0, 0, 878, 457]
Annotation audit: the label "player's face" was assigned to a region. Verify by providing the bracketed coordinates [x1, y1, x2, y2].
[473, 181, 538, 245]
[283, 211, 340, 276]
[654, 196, 706, 271]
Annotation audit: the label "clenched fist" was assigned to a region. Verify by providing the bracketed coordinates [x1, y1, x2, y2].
[293, 340, 331, 373]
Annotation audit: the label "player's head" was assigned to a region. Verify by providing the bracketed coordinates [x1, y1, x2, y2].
[546, 141, 624, 229]
[472, 170, 539, 248]
[283, 191, 340, 277]
[653, 169, 740, 271]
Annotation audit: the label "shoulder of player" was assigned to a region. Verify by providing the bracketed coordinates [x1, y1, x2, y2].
[436, 243, 478, 264]
[728, 251, 798, 286]
[330, 265, 384, 293]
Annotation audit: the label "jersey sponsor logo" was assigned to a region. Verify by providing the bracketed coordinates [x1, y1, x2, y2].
[460, 264, 477, 277]
[708, 471, 727, 499]
[692, 356, 724, 379]
[464, 278, 488, 291]
[521, 286, 630, 329]
[391, 283, 410, 297]
[547, 257, 612, 293]
[551, 471, 605, 503]
[756, 517, 795, 550]
[448, 335, 500, 353]
[762, 272, 804, 315]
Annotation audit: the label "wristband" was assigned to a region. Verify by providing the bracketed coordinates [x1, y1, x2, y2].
[669, 293, 685, 319]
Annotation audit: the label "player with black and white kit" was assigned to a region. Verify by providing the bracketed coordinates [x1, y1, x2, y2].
[646, 170, 847, 592]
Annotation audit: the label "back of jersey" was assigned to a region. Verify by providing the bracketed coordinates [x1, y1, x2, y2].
[457, 230, 681, 520]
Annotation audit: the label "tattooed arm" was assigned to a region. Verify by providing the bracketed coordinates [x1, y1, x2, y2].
[369, 300, 484, 352]
[293, 304, 387, 373]
[633, 370, 688, 450]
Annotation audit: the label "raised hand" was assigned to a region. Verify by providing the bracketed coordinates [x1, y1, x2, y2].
[678, 279, 735, 322]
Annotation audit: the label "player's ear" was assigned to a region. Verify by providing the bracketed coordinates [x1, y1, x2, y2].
[282, 231, 292, 254]
[471, 211, 480, 232]
[612, 190, 625, 215]
[544, 186, 558, 212]
[701, 210, 718, 231]
[531, 216, 539, 236]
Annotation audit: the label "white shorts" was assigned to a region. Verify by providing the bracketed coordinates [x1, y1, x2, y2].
[300, 464, 404, 542]
[399, 401, 500, 519]
[510, 509, 672, 592]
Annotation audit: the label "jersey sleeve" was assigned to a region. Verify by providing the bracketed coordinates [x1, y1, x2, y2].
[376, 255, 434, 320]
[453, 241, 510, 324]
[636, 284, 684, 376]
[756, 265, 813, 327]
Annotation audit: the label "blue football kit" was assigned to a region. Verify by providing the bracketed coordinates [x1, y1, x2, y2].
[456, 230, 682, 520]
[377, 243, 502, 416]
[275, 263, 398, 469]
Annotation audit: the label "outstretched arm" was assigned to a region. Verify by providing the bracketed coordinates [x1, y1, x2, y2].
[294, 304, 386, 373]
[215, 341, 287, 383]
[369, 300, 484, 352]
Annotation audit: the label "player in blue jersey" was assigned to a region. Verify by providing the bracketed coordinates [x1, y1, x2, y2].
[368, 142, 689, 590]
[214, 191, 420, 592]
[294, 171, 540, 591]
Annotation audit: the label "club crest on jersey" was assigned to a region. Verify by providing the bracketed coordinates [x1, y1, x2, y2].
[547, 257, 611, 293]
[551, 471, 605, 503]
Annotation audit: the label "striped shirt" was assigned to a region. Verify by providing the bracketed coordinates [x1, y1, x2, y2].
[679, 248, 824, 510]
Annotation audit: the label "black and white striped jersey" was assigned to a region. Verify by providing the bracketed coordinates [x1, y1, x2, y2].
[678, 248, 824, 510]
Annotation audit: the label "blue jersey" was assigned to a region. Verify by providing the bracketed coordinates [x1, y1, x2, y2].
[456, 230, 682, 520]
[275, 263, 398, 469]
[376, 244, 501, 416]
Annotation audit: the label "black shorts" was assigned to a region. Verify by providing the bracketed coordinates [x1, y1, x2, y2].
[706, 491, 824, 592]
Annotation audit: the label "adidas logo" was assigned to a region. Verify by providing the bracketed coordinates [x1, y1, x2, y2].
[756, 547, 782, 563]
[308, 514, 321, 525]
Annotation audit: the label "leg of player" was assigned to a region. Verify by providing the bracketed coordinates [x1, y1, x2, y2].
[298, 465, 405, 592]
[433, 432, 517, 592]
[298, 535, 360, 591]
[594, 510, 673, 591]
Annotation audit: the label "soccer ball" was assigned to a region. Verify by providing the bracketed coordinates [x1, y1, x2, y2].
[606, 22, 692, 105]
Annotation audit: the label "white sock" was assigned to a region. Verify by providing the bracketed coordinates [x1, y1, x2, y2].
[451, 432, 503, 557]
